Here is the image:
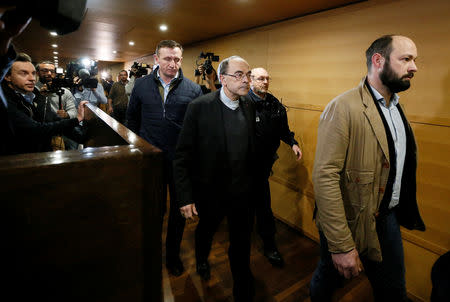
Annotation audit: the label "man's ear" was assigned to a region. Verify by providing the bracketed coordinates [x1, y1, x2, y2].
[4, 74, 11, 84]
[372, 53, 385, 69]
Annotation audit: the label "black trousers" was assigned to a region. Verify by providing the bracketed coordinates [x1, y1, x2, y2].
[195, 192, 255, 301]
[254, 177, 277, 249]
[163, 159, 185, 261]
[112, 105, 127, 125]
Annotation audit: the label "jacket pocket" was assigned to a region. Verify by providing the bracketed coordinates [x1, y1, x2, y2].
[343, 170, 374, 221]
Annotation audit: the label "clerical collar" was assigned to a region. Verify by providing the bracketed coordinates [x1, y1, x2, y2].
[220, 88, 239, 110]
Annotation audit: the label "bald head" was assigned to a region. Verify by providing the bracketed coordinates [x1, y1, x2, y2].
[250, 67, 270, 98]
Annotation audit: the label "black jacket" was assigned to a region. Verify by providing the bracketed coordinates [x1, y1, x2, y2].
[126, 67, 202, 160]
[2, 82, 79, 154]
[248, 90, 298, 174]
[173, 90, 256, 207]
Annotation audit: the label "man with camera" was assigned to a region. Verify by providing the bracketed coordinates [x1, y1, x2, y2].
[194, 52, 221, 94]
[36, 61, 79, 149]
[73, 68, 107, 108]
[248, 67, 302, 267]
[107, 69, 129, 124]
[127, 40, 202, 277]
[125, 62, 152, 100]
[36, 61, 77, 120]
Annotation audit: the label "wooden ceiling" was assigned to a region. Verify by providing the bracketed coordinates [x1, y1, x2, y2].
[9, 0, 359, 67]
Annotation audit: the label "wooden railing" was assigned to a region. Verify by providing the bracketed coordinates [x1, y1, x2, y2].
[0, 104, 164, 301]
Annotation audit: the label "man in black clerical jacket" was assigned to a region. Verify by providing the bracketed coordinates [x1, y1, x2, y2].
[173, 55, 256, 302]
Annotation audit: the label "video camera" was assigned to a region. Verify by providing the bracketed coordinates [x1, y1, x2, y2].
[130, 62, 151, 78]
[47, 60, 99, 92]
[196, 52, 220, 76]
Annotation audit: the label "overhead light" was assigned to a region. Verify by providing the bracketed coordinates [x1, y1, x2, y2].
[159, 24, 168, 31]
[53, 51, 58, 55]
[50, 31, 58, 36]
[53, 56, 58, 59]
[129, 41, 135, 46]
[52, 44, 58, 48]
[112, 50, 117, 54]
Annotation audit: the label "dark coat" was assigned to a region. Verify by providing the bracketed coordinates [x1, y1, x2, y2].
[126, 67, 202, 160]
[2, 82, 79, 154]
[248, 90, 298, 176]
[173, 90, 256, 208]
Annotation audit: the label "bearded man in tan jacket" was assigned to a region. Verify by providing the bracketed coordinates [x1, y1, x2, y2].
[310, 35, 425, 302]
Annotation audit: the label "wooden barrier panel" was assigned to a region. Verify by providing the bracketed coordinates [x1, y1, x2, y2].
[0, 104, 163, 302]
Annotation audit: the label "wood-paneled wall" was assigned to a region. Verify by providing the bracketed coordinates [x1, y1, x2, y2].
[178, 0, 450, 300]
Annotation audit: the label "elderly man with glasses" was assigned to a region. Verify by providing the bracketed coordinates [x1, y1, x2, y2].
[248, 67, 302, 267]
[174, 56, 256, 302]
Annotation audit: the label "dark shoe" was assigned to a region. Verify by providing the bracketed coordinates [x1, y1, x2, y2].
[166, 258, 184, 276]
[264, 249, 284, 267]
[196, 261, 211, 280]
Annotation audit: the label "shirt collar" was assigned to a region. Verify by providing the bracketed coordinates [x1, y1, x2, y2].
[369, 84, 399, 107]
[220, 88, 240, 110]
[20, 91, 36, 104]
[157, 69, 178, 86]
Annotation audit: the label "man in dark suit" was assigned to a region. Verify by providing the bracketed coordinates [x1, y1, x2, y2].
[174, 56, 255, 302]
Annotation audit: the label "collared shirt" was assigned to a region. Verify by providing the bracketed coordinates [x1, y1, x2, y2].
[369, 85, 406, 209]
[73, 83, 107, 108]
[157, 70, 178, 102]
[220, 88, 239, 110]
[20, 91, 36, 104]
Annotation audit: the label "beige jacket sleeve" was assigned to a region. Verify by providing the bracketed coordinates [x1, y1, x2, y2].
[312, 96, 355, 253]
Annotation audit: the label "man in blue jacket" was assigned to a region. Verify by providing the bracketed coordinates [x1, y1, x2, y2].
[127, 40, 202, 276]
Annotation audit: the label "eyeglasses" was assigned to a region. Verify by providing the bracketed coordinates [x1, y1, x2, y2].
[40, 69, 56, 74]
[253, 76, 271, 82]
[223, 71, 251, 81]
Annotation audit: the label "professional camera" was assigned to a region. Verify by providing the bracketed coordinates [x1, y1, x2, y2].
[46, 76, 72, 93]
[196, 52, 220, 75]
[130, 62, 151, 78]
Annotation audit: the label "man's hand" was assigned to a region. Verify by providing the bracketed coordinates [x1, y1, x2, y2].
[292, 144, 302, 160]
[77, 100, 89, 122]
[107, 105, 113, 115]
[331, 248, 363, 279]
[180, 203, 198, 220]
[57, 109, 69, 119]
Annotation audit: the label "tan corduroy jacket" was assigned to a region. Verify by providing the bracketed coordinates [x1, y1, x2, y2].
[312, 77, 423, 262]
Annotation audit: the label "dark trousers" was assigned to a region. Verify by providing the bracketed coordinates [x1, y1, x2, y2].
[195, 193, 255, 301]
[164, 159, 185, 262]
[254, 177, 277, 249]
[310, 210, 407, 302]
[112, 106, 127, 125]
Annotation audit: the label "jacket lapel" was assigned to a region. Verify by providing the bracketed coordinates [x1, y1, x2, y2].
[360, 79, 390, 162]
